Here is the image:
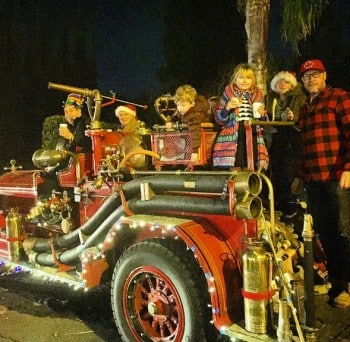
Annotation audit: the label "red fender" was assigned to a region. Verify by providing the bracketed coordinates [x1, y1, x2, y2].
[103, 214, 257, 330]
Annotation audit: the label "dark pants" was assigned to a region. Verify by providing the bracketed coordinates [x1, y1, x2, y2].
[307, 181, 350, 295]
[270, 127, 300, 212]
[235, 121, 258, 169]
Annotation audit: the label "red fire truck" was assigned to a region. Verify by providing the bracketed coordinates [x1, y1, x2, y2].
[0, 83, 319, 341]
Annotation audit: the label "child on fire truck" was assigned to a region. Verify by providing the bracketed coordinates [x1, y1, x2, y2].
[212, 63, 268, 171]
[166, 84, 210, 161]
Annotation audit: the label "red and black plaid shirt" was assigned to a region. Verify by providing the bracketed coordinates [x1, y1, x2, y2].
[298, 86, 350, 181]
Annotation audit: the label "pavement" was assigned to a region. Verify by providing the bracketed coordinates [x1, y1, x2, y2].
[313, 292, 350, 341]
[0, 307, 112, 342]
[0, 272, 120, 342]
[0, 273, 350, 341]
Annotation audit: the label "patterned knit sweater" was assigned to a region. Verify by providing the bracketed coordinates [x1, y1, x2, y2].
[212, 84, 269, 169]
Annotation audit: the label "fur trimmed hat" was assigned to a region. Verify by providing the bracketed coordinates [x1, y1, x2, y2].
[65, 93, 84, 108]
[115, 104, 137, 117]
[270, 71, 298, 92]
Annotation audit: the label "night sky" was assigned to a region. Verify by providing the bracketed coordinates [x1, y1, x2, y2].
[1, 0, 350, 165]
[95, 0, 350, 99]
[96, 0, 167, 99]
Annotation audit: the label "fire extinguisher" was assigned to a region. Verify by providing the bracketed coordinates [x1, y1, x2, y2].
[6, 208, 23, 261]
[242, 238, 274, 334]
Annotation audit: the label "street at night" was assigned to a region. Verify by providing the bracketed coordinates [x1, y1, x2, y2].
[0, 270, 119, 342]
[1, 2, 350, 342]
[1, 269, 350, 341]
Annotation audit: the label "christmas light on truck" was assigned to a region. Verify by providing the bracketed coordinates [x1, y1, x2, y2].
[0, 83, 322, 341]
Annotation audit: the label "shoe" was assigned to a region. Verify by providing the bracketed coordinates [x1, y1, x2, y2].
[332, 291, 350, 308]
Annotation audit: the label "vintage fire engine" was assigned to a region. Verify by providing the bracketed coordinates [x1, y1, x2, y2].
[0, 83, 321, 341]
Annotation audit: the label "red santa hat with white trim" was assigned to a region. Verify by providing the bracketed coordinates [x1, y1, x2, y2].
[115, 104, 137, 117]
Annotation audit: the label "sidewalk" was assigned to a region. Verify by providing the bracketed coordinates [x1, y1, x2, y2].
[1, 293, 350, 342]
[1, 273, 350, 342]
[314, 293, 350, 341]
[0, 306, 111, 342]
[0, 276, 119, 342]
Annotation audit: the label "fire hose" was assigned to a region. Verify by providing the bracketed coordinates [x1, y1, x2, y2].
[30, 171, 261, 266]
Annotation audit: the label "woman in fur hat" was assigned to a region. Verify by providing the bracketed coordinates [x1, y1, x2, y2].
[265, 71, 307, 214]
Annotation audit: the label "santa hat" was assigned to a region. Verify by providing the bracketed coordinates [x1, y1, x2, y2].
[300, 59, 326, 75]
[65, 93, 84, 108]
[115, 104, 137, 117]
[270, 71, 298, 92]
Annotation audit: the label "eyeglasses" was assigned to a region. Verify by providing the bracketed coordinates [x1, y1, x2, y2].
[302, 71, 323, 81]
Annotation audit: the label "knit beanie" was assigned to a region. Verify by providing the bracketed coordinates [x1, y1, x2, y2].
[65, 93, 84, 108]
[115, 104, 137, 117]
[270, 71, 298, 92]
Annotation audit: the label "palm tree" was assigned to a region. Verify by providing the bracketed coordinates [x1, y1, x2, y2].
[237, 0, 329, 92]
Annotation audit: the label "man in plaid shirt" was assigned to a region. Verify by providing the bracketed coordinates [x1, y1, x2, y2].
[292, 59, 350, 307]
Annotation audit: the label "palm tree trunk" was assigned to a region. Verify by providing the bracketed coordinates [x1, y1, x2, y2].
[244, 0, 270, 94]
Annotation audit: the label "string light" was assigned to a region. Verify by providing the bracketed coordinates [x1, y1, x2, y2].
[0, 258, 83, 289]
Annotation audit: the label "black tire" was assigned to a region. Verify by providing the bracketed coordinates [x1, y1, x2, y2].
[111, 238, 213, 341]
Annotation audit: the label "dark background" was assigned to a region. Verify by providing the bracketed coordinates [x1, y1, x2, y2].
[1, 0, 349, 167]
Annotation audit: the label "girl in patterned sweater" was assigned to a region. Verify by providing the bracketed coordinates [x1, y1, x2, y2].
[212, 63, 268, 170]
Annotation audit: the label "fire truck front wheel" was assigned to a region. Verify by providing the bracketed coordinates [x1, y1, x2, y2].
[111, 238, 212, 341]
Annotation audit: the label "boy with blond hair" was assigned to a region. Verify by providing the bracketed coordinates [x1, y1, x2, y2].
[168, 85, 209, 160]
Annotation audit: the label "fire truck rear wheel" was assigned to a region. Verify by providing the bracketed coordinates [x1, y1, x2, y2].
[111, 238, 213, 341]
